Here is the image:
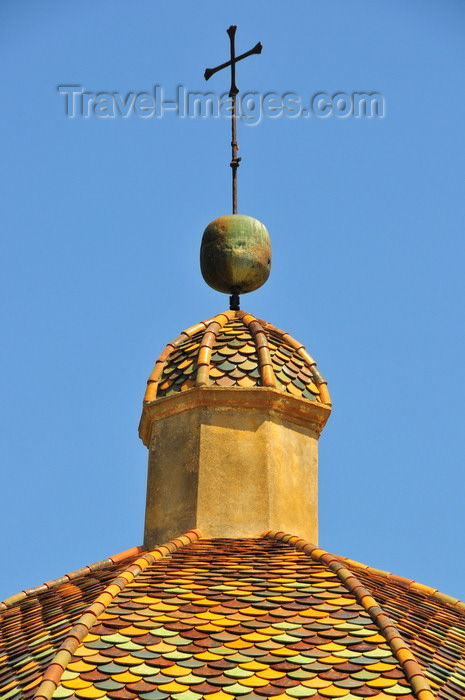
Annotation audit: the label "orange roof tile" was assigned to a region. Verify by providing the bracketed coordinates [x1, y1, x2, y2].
[142, 310, 331, 406]
[2, 532, 465, 700]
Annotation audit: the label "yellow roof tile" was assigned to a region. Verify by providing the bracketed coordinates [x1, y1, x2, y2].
[112, 625, 143, 636]
[162, 664, 191, 677]
[196, 622, 222, 632]
[302, 678, 333, 689]
[365, 634, 388, 643]
[366, 678, 398, 688]
[74, 687, 107, 699]
[82, 634, 100, 642]
[112, 671, 140, 683]
[366, 663, 397, 672]
[72, 647, 99, 657]
[215, 617, 243, 627]
[146, 641, 176, 652]
[259, 626, 284, 635]
[257, 668, 286, 680]
[62, 678, 93, 690]
[240, 661, 268, 671]
[319, 686, 351, 697]
[194, 651, 222, 661]
[318, 643, 345, 652]
[242, 632, 270, 642]
[157, 681, 189, 693]
[135, 595, 163, 604]
[319, 655, 347, 664]
[67, 661, 95, 673]
[196, 611, 222, 620]
[270, 647, 299, 657]
[298, 609, 328, 618]
[225, 639, 253, 649]
[240, 675, 270, 688]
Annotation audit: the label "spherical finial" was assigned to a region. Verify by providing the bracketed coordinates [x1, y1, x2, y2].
[200, 215, 271, 294]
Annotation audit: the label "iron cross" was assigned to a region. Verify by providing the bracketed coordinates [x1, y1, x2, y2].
[205, 26, 262, 214]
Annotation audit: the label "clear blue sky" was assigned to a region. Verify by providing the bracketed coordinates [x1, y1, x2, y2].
[1, 1, 465, 601]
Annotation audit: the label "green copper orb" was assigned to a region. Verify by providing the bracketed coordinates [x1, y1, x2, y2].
[200, 215, 271, 294]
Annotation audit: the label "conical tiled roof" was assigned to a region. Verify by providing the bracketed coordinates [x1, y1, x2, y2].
[2, 532, 465, 700]
[142, 311, 331, 406]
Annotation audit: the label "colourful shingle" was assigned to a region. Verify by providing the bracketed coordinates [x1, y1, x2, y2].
[3, 534, 465, 700]
[143, 311, 330, 406]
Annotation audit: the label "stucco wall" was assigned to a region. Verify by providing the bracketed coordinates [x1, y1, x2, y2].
[143, 387, 329, 547]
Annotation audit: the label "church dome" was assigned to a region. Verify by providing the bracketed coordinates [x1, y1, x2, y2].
[142, 310, 331, 406]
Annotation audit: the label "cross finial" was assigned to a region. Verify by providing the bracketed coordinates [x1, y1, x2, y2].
[205, 26, 262, 214]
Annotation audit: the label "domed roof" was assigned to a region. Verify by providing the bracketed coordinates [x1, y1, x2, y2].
[2, 530, 465, 700]
[143, 310, 331, 406]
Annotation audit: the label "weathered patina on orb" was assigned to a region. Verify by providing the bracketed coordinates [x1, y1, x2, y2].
[200, 214, 271, 294]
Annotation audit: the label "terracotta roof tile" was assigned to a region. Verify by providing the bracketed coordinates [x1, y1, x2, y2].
[143, 311, 330, 406]
[2, 534, 465, 700]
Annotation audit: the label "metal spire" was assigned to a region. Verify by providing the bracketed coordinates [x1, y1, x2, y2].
[204, 26, 262, 215]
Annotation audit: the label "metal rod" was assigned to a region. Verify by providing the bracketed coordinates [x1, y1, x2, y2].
[227, 24, 239, 214]
[228, 26, 239, 214]
[204, 26, 262, 217]
[231, 95, 238, 214]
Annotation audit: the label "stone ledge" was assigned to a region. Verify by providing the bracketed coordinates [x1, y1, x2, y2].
[139, 385, 331, 447]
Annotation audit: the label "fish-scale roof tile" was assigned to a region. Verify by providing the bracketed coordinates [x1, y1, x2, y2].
[2, 534, 465, 700]
[0, 548, 144, 700]
[142, 311, 330, 406]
